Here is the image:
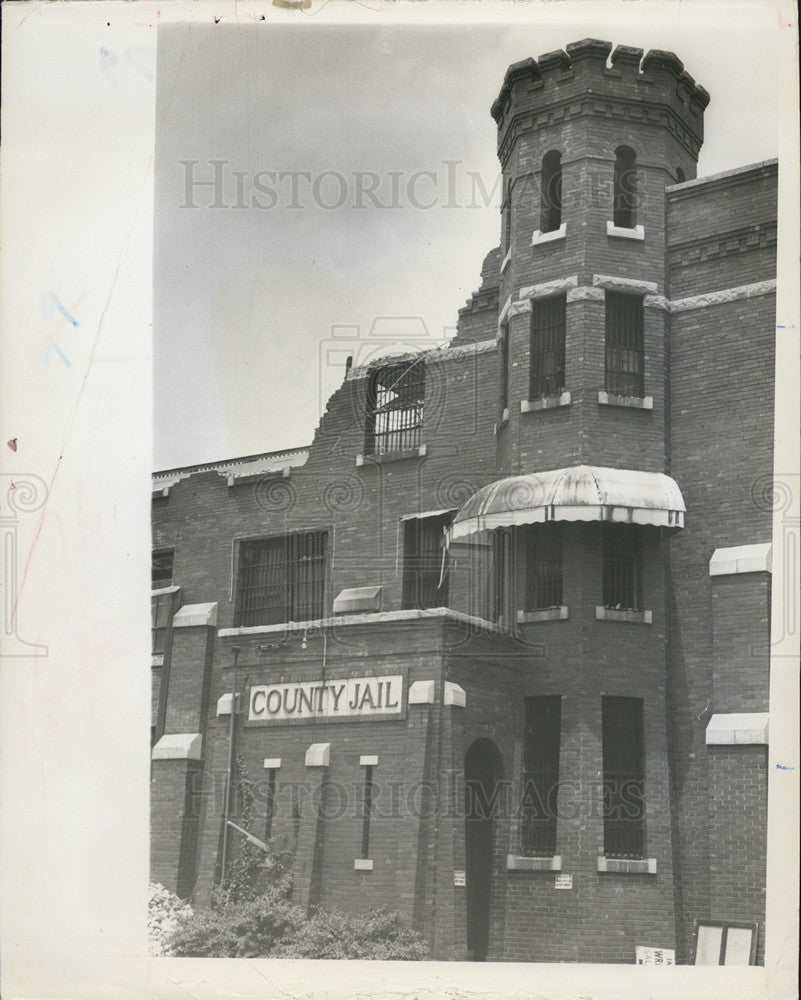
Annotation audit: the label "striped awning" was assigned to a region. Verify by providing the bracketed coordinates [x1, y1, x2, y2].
[450, 465, 685, 541]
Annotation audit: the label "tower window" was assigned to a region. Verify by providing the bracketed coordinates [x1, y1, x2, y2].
[502, 179, 512, 255]
[522, 696, 562, 856]
[524, 524, 563, 611]
[602, 524, 643, 612]
[152, 549, 174, 590]
[604, 291, 644, 397]
[365, 361, 425, 456]
[530, 295, 566, 399]
[602, 696, 645, 859]
[613, 145, 638, 228]
[235, 531, 328, 627]
[402, 511, 453, 610]
[498, 324, 509, 418]
[675, 166, 686, 183]
[540, 151, 563, 233]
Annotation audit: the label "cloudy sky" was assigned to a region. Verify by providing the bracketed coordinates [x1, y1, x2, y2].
[154, 8, 782, 471]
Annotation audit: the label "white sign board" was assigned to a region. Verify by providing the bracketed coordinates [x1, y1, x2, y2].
[249, 675, 404, 722]
[554, 874, 573, 889]
[453, 869, 466, 887]
[636, 946, 676, 965]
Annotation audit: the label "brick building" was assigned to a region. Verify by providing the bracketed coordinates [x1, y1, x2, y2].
[151, 40, 776, 965]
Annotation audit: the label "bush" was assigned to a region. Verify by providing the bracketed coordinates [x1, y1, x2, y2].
[273, 908, 429, 961]
[148, 883, 192, 956]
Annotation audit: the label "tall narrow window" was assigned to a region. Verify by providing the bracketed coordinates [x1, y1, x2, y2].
[602, 524, 643, 612]
[236, 530, 328, 627]
[675, 166, 686, 183]
[502, 178, 512, 255]
[492, 528, 514, 627]
[402, 512, 454, 610]
[360, 764, 375, 859]
[602, 696, 645, 859]
[613, 145, 637, 228]
[540, 151, 562, 233]
[524, 524, 563, 611]
[530, 295, 566, 399]
[604, 291, 644, 397]
[151, 589, 181, 655]
[365, 361, 425, 456]
[498, 325, 509, 418]
[522, 696, 562, 856]
[264, 768, 278, 842]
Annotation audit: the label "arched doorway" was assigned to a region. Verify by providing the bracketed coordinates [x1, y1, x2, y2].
[464, 738, 503, 961]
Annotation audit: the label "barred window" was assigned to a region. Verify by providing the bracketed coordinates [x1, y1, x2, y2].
[613, 145, 637, 228]
[540, 151, 562, 233]
[602, 696, 645, 859]
[492, 527, 514, 628]
[602, 524, 643, 612]
[402, 512, 453, 610]
[235, 531, 328, 627]
[605, 291, 644, 397]
[151, 588, 181, 655]
[498, 325, 509, 418]
[521, 696, 562, 856]
[365, 362, 424, 456]
[152, 549, 174, 589]
[530, 295, 566, 399]
[524, 524, 563, 611]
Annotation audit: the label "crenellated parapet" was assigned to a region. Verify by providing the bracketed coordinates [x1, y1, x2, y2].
[491, 39, 710, 165]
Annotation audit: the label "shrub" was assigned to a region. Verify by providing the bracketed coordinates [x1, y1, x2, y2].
[273, 908, 429, 961]
[148, 883, 192, 956]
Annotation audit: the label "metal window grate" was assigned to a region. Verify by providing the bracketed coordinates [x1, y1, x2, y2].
[605, 291, 644, 397]
[602, 696, 645, 859]
[236, 531, 327, 627]
[365, 362, 425, 456]
[402, 513, 452, 610]
[522, 696, 561, 856]
[602, 524, 643, 611]
[498, 326, 509, 417]
[530, 296, 566, 399]
[524, 524, 563, 611]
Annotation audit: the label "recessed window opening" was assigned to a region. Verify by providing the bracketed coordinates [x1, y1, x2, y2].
[602, 524, 644, 612]
[613, 145, 638, 228]
[540, 151, 563, 233]
[602, 695, 645, 859]
[530, 295, 566, 399]
[360, 764, 375, 859]
[675, 166, 686, 183]
[402, 512, 454, 610]
[264, 768, 277, 841]
[151, 588, 180, 655]
[502, 178, 512, 255]
[365, 361, 425, 456]
[524, 524, 564, 611]
[236, 531, 328, 627]
[152, 549, 174, 589]
[522, 696, 562, 856]
[604, 291, 644, 397]
[498, 325, 509, 417]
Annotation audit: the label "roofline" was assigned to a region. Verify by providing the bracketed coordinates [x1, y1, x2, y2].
[153, 446, 310, 478]
[666, 158, 778, 196]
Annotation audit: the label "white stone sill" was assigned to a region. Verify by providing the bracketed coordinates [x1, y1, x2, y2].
[507, 854, 562, 871]
[596, 607, 653, 624]
[517, 607, 569, 624]
[597, 856, 657, 874]
[598, 391, 653, 410]
[494, 409, 510, 434]
[356, 444, 427, 466]
[521, 392, 571, 412]
[531, 224, 567, 246]
[606, 222, 645, 241]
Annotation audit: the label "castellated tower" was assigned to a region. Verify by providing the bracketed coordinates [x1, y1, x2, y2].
[491, 39, 709, 475]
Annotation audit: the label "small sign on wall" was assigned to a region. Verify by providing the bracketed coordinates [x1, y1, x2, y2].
[636, 946, 675, 965]
[554, 874, 573, 889]
[453, 869, 466, 887]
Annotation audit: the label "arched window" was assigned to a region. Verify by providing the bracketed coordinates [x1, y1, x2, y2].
[613, 145, 637, 228]
[540, 151, 562, 233]
[676, 166, 686, 183]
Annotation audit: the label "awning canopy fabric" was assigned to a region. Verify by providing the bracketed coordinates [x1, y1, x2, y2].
[450, 465, 685, 541]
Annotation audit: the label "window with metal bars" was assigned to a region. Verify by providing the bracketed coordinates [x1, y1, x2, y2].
[492, 528, 514, 627]
[235, 531, 328, 627]
[602, 696, 645, 859]
[402, 512, 453, 610]
[521, 696, 561, 856]
[602, 524, 643, 611]
[360, 764, 375, 859]
[604, 291, 644, 397]
[151, 589, 181, 655]
[498, 325, 509, 418]
[152, 549, 174, 589]
[365, 361, 425, 456]
[613, 145, 638, 228]
[540, 151, 562, 233]
[524, 524, 563, 611]
[530, 295, 566, 399]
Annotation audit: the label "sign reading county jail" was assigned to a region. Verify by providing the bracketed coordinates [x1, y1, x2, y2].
[249, 675, 404, 722]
